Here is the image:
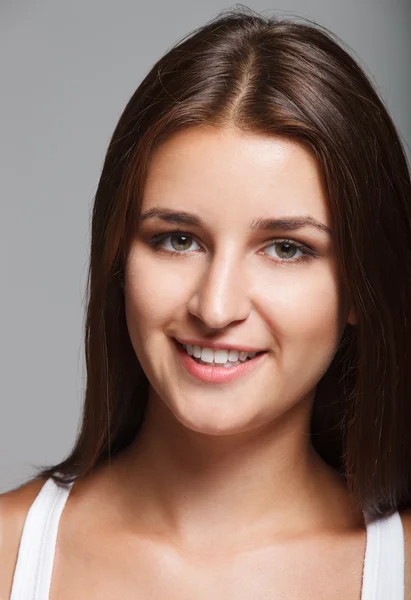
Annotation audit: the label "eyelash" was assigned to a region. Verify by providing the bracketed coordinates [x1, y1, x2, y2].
[147, 229, 318, 265]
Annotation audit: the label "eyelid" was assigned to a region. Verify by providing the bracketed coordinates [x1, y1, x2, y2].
[148, 228, 316, 252]
[147, 229, 319, 265]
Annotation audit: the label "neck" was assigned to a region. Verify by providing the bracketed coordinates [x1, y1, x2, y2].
[107, 389, 364, 552]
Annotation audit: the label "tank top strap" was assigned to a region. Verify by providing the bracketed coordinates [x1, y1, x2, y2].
[10, 476, 74, 600]
[361, 509, 405, 600]
[9, 478, 405, 599]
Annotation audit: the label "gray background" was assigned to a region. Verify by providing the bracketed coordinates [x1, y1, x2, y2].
[1, 0, 410, 493]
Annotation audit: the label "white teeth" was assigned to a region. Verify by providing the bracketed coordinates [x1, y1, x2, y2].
[192, 345, 202, 359]
[183, 344, 258, 365]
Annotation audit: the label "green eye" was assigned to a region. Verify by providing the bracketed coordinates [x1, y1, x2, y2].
[148, 230, 317, 265]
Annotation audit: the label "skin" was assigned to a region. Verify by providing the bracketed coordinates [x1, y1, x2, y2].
[2, 125, 411, 598]
[117, 124, 362, 549]
[0, 126, 368, 599]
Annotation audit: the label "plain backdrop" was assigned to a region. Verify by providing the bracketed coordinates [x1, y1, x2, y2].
[1, 0, 410, 493]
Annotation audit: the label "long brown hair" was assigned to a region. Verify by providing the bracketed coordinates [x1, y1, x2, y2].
[33, 7, 411, 519]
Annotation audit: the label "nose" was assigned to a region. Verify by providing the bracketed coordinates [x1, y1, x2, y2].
[186, 251, 252, 330]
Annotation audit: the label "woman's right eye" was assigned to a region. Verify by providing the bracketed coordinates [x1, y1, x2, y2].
[148, 232, 201, 254]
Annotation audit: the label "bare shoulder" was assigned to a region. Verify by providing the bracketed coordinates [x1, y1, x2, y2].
[400, 508, 411, 600]
[0, 477, 47, 598]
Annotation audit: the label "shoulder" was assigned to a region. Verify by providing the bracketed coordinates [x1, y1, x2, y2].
[399, 508, 411, 600]
[0, 477, 47, 598]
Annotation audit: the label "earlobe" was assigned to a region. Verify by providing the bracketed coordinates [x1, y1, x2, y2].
[347, 306, 358, 326]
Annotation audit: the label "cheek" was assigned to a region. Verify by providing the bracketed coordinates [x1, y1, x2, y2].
[254, 266, 344, 400]
[259, 265, 344, 362]
[124, 248, 187, 335]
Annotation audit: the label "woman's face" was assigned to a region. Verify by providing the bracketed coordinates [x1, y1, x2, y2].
[125, 126, 356, 435]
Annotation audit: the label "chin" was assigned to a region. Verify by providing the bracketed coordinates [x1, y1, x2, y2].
[167, 397, 268, 437]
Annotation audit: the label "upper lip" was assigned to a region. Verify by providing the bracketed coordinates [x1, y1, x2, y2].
[174, 337, 267, 353]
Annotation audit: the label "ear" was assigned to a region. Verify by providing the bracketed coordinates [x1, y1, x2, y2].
[347, 304, 358, 326]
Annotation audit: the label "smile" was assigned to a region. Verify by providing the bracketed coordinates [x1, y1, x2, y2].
[173, 339, 267, 384]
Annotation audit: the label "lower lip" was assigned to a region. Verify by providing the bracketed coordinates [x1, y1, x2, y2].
[173, 340, 267, 384]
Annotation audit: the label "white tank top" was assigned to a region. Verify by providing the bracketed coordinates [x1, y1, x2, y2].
[9, 477, 405, 599]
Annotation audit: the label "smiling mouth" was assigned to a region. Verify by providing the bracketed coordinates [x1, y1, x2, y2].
[174, 339, 266, 366]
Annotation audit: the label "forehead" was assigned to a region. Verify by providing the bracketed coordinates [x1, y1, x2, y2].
[142, 126, 330, 228]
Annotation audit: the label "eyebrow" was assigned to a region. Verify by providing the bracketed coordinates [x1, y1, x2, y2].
[138, 207, 332, 236]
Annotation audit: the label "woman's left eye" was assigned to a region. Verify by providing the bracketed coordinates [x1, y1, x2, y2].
[148, 231, 316, 264]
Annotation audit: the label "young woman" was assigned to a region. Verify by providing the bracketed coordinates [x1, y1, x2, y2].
[2, 7, 410, 599]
